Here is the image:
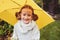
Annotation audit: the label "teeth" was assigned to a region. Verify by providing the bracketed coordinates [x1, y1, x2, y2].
[25, 19, 29, 21]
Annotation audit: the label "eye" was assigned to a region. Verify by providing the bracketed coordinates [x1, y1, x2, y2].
[28, 14, 31, 16]
[23, 13, 26, 16]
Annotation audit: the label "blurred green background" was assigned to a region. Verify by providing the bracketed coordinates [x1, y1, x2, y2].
[40, 20, 60, 40]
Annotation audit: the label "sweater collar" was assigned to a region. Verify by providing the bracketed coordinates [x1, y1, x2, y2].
[17, 20, 36, 33]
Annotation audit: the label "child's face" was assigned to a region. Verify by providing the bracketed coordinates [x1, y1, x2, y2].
[21, 8, 32, 24]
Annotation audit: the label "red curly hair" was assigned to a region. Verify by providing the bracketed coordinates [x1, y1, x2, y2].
[15, 5, 38, 21]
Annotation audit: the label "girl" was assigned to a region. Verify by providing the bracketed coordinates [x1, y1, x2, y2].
[11, 5, 40, 40]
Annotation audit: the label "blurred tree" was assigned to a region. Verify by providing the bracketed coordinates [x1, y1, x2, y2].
[34, 0, 43, 8]
[0, 19, 13, 40]
[58, 0, 60, 5]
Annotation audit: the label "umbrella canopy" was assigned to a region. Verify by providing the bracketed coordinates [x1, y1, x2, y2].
[0, 0, 55, 29]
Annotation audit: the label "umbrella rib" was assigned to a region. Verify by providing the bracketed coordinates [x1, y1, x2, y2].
[10, 0, 21, 6]
[0, 8, 20, 13]
[7, 7, 20, 10]
[24, 0, 27, 5]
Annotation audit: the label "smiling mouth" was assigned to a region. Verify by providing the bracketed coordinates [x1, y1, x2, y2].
[24, 19, 29, 21]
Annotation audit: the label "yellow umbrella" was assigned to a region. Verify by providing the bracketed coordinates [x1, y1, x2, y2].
[0, 0, 55, 29]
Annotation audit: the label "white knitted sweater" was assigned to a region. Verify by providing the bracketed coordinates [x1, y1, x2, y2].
[11, 20, 40, 40]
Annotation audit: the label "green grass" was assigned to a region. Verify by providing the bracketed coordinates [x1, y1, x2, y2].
[40, 20, 60, 40]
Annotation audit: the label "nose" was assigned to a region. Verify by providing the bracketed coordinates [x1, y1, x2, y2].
[24, 15, 28, 19]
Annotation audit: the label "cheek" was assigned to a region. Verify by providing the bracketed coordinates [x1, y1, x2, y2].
[20, 14, 24, 19]
[28, 16, 32, 20]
